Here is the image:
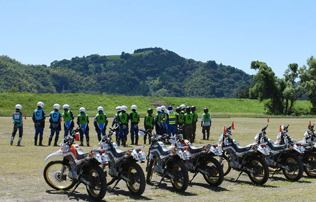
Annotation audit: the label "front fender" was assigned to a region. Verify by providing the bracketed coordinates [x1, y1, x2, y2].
[44, 150, 63, 163]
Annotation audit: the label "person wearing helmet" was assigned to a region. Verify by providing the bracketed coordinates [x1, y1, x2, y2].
[175, 107, 184, 135]
[117, 105, 130, 147]
[166, 105, 176, 138]
[32, 101, 46, 146]
[130, 105, 140, 145]
[77, 107, 90, 146]
[184, 106, 193, 142]
[180, 104, 186, 112]
[154, 107, 162, 135]
[94, 106, 108, 142]
[112, 106, 121, 145]
[48, 104, 62, 146]
[191, 106, 198, 143]
[160, 105, 168, 135]
[62, 104, 74, 138]
[144, 108, 154, 144]
[201, 108, 211, 140]
[11, 104, 23, 146]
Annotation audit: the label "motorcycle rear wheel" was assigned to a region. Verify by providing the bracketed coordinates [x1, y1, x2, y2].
[170, 160, 189, 192]
[217, 155, 231, 176]
[303, 153, 316, 177]
[85, 165, 107, 201]
[43, 160, 75, 190]
[203, 157, 224, 186]
[146, 158, 156, 184]
[247, 157, 269, 185]
[125, 162, 146, 195]
[282, 154, 303, 181]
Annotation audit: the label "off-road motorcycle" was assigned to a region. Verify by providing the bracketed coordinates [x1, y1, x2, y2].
[43, 128, 109, 201]
[254, 125, 303, 181]
[170, 132, 224, 187]
[99, 127, 146, 195]
[139, 128, 191, 192]
[217, 125, 270, 185]
[278, 124, 316, 178]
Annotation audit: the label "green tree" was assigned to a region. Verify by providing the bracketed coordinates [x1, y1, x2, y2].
[300, 56, 316, 113]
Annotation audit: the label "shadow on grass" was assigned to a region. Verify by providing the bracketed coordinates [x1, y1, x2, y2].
[270, 175, 312, 183]
[224, 177, 277, 188]
[148, 180, 197, 196]
[107, 187, 152, 200]
[46, 190, 108, 202]
[189, 182, 229, 192]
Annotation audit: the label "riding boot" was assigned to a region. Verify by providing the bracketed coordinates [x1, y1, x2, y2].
[135, 138, 138, 145]
[202, 131, 206, 140]
[54, 139, 58, 146]
[34, 137, 37, 146]
[131, 138, 134, 145]
[39, 137, 43, 146]
[117, 138, 120, 146]
[80, 137, 84, 146]
[10, 136, 14, 146]
[48, 138, 52, 146]
[86, 137, 90, 147]
[207, 131, 210, 140]
[17, 137, 22, 146]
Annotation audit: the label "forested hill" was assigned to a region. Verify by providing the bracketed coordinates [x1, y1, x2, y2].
[0, 48, 253, 98]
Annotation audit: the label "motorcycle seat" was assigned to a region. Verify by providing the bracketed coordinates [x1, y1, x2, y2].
[112, 147, 127, 158]
[269, 143, 286, 151]
[189, 145, 204, 154]
[232, 144, 251, 152]
[158, 144, 173, 156]
[75, 146, 89, 160]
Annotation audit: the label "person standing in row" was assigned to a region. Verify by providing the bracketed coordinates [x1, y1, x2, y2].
[112, 106, 121, 145]
[155, 107, 162, 135]
[130, 105, 140, 145]
[32, 101, 46, 146]
[62, 104, 74, 138]
[77, 107, 89, 146]
[144, 108, 154, 144]
[191, 106, 198, 143]
[201, 108, 211, 140]
[94, 106, 108, 142]
[118, 105, 129, 147]
[11, 104, 23, 146]
[160, 106, 168, 135]
[176, 107, 184, 135]
[166, 105, 176, 137]
[48, 104, 62, 146]
[184, 106, 193, 142]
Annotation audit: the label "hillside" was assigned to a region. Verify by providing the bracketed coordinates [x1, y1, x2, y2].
[0, 48, 253, 98]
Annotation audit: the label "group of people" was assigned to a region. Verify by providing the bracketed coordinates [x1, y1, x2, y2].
[10, 102, 212, 147]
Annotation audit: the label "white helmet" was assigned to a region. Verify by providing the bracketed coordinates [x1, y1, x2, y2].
[97, 106, 104, 112]
[15, 104, 22, 110]
[53, 103, 60, 110]
[63, 104, 70, 110]
[79, 107, 86, 113]
[37, 101, 44, 108]
[121, 105, 127, 112]
[131, 105, 137, 110]
[116, 106, 121, 112]
[161, 105, 166, 111]
[180, 104, 186, 110]
[156, 107, 161, 112]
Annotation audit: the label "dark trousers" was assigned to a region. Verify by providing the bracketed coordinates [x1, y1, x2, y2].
[34, 127, 44, 139]
[130, 123, 139, 139]
[192, 123, 196, 142]
[49, 129, 60, 141]
[96, 130, 106, 142]
[184, 124, 193, 142]
[202, 126, 211, 140]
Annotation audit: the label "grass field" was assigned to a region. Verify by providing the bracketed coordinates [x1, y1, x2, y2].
[1, 117, 316, 201]
[0, 92, 313, 117]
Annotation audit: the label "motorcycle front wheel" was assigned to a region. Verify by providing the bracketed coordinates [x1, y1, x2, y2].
[43, 160, 75, 190]
[203, 157, 224, 187]
[247, 157, 269, 185]
[146, 157, 156, 184]
[85, 165, 107, 201]
[303, 153, 316, 177]
[125, 162, 146, 195]
[170, 160, 189, 192]
[282, 154, 303, 181]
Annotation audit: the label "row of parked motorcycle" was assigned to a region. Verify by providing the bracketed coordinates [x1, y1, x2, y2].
[42, 123, 316, 201]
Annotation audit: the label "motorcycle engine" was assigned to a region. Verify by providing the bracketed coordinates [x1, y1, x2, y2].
[154, 164, 163, 174]
[108, 167, 118, 177]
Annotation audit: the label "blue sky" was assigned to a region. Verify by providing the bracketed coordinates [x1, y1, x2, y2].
[1, 0, 315, 78]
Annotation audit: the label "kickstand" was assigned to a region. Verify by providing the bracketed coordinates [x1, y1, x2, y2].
[68, 180, 81, 197]
[156, 175, 166, 188]
[235, 171, 243, 182]
[189, 173, 198, 185]
[271, 168, 278, 178]
[109, 178, 121, 193]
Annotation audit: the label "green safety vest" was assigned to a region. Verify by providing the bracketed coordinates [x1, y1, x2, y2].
[161, 113, 166, 122]
[131, 112, 139, 123]
[119, 112, 128, 124]
[185, 113, 193, 124]
[78, 114, 88, 125]
[157, 113, 162, 123]
[192, 112, 197, 122]
[177, 113, 184, 124]
[62, 111, 72, 122]
[96, 113, 106, 124]
[145, 114, 154, 126]
[203, 113, 210, 122]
